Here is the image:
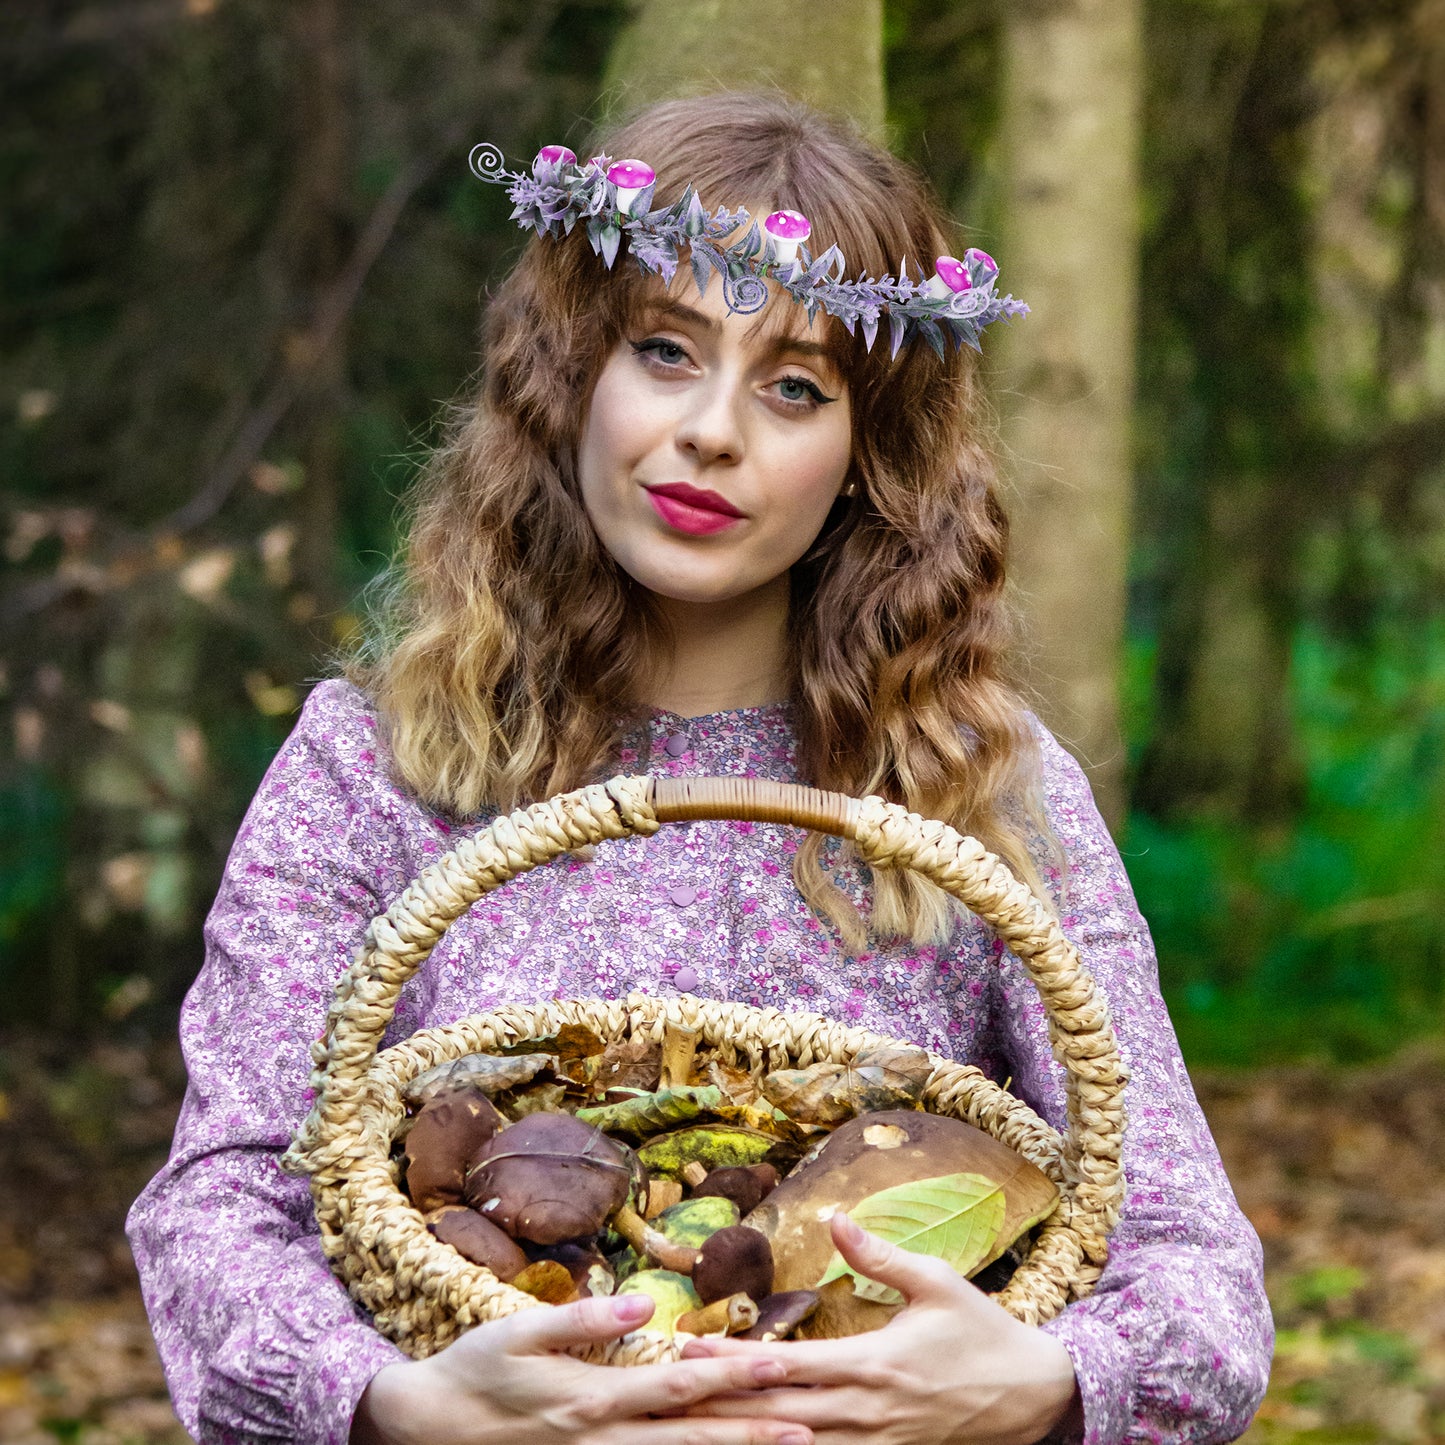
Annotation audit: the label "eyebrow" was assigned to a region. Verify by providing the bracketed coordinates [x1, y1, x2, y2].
[640, 299, 834, 363]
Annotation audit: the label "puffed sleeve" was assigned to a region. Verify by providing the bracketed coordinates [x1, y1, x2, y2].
[126, 680, 431, 1444]
[992, 728, 1273, 1445]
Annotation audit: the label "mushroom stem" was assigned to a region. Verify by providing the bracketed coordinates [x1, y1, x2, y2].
[678, 1292, 760, 1337]
[611, 1203, 701, 1275]
[680, 1161, 709, 1189]
[659, 1022, 698, 1089]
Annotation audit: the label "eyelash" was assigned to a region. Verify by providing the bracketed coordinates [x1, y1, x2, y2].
[628, 337, 837, 412]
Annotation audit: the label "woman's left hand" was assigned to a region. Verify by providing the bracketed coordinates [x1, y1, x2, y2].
[677, 1212, 1082, 1445]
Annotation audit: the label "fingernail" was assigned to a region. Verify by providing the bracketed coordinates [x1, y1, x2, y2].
[753, 1360, 786, 1385]
[614, 1294, 651, 1323]
[779, 1432, 811, 1445]
[837, 1212, 862, 1243]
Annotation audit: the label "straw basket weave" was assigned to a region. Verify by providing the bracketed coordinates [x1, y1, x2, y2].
[281, 774, 1128, 1364]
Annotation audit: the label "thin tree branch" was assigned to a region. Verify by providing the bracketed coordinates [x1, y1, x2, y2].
[161, 125, 463, 536]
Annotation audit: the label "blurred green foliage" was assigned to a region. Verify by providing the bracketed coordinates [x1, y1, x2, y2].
[2, 0, 1442, 1065]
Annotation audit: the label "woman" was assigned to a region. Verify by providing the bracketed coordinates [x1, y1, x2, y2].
[127, 93, 1273, 1445]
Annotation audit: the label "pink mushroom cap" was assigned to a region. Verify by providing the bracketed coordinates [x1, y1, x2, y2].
[764, 209, 811, 241]
[965, 247, 998, 277]
[607, 159, 655, 188]
[534, 144, 576, 167]
[932, 256, 972, 293]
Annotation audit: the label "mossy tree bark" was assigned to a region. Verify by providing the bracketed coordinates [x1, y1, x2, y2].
[602, 0, 885, 140]
[994, 0, 1143, 827]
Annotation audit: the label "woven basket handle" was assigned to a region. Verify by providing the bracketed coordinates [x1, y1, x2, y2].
[284, 774, 1126, 1243]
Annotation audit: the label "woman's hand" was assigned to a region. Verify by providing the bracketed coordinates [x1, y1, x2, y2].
[351, 1290, 814, 1445]
[678, 1213, 1082, 1445]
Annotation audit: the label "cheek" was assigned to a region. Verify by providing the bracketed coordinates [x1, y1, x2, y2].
[799, 408, 853, 507]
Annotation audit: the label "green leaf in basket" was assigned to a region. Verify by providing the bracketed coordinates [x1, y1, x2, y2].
[575, 1085, 724, 1140]
[816, 1172, 1007, 1305]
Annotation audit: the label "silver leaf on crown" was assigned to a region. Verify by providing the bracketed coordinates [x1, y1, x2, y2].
[469, 143, 1028, 358]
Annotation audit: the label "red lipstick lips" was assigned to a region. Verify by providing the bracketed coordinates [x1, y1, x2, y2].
[644, 482, 746, 536]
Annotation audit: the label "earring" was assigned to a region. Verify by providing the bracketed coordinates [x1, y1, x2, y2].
[840, 480, 858, 499]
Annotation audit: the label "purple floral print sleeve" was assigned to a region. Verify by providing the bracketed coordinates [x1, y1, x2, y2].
[126, 680, 1271, 1445]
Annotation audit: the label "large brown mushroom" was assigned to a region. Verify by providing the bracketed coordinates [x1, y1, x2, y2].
[463, 1112, 633, 1245]
[744, 1110, 1059, 1335]
[404, 1088, 506, 1212]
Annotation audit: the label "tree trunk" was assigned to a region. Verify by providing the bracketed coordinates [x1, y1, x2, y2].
[994, 0, 1143, 827]
[602, 0, 884, 140]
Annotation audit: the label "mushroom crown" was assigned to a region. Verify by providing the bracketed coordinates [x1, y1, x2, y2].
[764, 209, 811, 241]
[607, 158, 655, 188]
[934, 256, 971, 292]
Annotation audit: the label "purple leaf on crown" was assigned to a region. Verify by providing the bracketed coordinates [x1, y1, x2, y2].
[888, 311, 908, 359]
[597, 223, 623, 269]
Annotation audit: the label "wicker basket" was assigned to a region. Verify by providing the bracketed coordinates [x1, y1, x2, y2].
[281, 774, 1128, 1363]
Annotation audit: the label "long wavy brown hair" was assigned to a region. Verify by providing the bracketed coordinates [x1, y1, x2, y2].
[352, 92, 1051, 950]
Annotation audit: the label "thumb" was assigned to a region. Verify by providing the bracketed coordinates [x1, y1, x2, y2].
[498, 1291, 656, 1355]
[829, 1211, 975, 1307]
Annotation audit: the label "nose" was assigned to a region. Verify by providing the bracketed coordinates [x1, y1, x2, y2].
[674, 372, 745, 467]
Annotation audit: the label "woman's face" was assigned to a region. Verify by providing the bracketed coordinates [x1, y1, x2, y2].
[576, 278, 854, 607]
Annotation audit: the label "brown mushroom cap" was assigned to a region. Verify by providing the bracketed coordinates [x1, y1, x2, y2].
[692, 1164, 778, 1216]
[425, 1206, 529, 1281]
[745, 1110, 1059, 1329]
[404, 1089, 507, 1212]
[740, 1289, 822, 1341]
[693, 1225, 775, 1305]
[464, 1112, 633, 1245]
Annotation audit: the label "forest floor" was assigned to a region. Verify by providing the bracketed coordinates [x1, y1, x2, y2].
[1, 1032, 1443, 1445]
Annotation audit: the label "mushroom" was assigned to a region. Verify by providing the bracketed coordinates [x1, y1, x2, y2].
[692, 1163, 778, 1215]
[610, 1203, 702, 1275]
[763, 209, 811, 268]
[532, 144, 577, 176]
[739, 1290, 821, 1342]
[693, 1225, 774, 1306]
[922, 255, 972, 300]
[425, 1205, 529, 1282]
[606, 159, 655, 216]
[744, 1110, 1059, 1336]
[404, 1088, 506, 1212]
[463, 1113, 632, 1245]
[677, 1292, 760, 1337]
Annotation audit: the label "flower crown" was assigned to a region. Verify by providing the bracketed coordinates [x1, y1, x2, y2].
[469, 142, 1028, 358]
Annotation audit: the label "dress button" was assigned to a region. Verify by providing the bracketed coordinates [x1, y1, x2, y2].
[668, 884, 698, 907]
[673, 966, 699, 992]
[664, 733, 688, 758]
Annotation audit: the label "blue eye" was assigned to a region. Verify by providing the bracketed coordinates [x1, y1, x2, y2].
[630, 338, 688, 367]
[774, 375, 834, 409]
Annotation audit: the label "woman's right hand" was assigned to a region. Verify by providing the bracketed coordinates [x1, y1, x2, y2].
[350, 1292, 812, 1445]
